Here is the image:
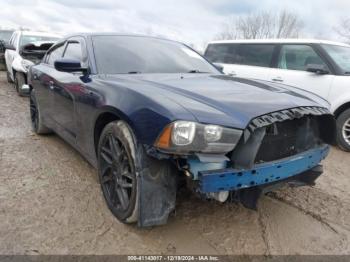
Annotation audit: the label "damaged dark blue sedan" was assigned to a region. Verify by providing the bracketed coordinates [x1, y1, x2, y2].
[28, 33, 336, 227]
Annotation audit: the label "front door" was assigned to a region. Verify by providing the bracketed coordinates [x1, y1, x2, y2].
[50, 37, 89, 146]
[269, 44, 335, 100]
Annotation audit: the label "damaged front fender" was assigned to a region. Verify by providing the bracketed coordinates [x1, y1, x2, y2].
[137, 157, 177, 227]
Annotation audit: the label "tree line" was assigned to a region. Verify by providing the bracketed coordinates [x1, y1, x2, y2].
[215, 9, 350, 43]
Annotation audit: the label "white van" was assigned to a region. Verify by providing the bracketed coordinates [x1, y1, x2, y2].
[204, 39, 350, 151]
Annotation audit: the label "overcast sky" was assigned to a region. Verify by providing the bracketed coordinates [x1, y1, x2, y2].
[0, 0, 349, 49]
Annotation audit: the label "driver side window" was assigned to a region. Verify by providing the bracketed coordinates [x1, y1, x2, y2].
[278, 45, 328, 72]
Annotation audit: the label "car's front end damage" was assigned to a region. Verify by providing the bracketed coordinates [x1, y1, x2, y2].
[138, 106, 335, 227]
[13, 41, 54, 94]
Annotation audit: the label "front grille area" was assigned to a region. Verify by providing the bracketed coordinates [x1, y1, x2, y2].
[230, 107, 335, 170]
[254, 116, 321, 163]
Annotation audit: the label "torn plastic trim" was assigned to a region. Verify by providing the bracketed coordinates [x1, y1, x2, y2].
[244, 106, 331, 141]
[137, 155, 177, 227]
[198, 144, 329, 193]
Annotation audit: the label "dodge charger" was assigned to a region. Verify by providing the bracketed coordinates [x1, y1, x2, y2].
[28, 33, 336, 227]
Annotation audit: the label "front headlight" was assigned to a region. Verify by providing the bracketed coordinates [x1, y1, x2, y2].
[21, 59, 34, 72]
[155, 121, 242, 154]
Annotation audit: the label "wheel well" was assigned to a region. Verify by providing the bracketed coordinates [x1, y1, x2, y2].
[334, 102, 350, 119]
[94, 112, 120, 155]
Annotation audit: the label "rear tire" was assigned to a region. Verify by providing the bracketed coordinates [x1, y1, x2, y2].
[336, 109, 350, 151]
[30, 90, 52, 135]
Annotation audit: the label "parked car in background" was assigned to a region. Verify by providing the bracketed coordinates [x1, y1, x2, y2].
[204, 39, 350, 151]
[28, 33, 335, 227]
[4, 30, 60, 95]
[0, 29, 14, 70]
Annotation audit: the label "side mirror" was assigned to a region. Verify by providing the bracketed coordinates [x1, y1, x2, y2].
[306, 64, 329, 75]
[213, 63, 224, 73]
[4, 42, 16, 51]
[54, 58, 87, 73]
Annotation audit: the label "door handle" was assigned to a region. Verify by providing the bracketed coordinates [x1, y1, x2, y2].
[228, 71, 237, 76]
[272, 77, 283, 82]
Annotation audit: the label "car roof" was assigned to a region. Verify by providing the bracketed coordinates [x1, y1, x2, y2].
[16, 30, 61, 38]
[63, 32, 181, 43]
[208, 39, 350, 47]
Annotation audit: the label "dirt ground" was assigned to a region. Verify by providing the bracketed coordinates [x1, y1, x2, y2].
[0, 71, 349, 255]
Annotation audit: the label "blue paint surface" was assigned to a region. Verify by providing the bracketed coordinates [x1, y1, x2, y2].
[198, 145, 330, 193]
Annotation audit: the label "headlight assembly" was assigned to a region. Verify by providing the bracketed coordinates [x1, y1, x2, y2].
[155, 121, 242, 154]
[21, 59, 34, 72]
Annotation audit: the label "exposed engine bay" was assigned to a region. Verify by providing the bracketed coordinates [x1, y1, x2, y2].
[20, 42, 54, 64]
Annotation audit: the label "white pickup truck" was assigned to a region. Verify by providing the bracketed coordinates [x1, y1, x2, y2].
[4, 30, 59, 95]
[204, 39, 350, 151]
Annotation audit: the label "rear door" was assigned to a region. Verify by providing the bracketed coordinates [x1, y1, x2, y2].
[269, 44, 335, 99]
[32, 43, 66, 127]
[204, 43, 276, 80]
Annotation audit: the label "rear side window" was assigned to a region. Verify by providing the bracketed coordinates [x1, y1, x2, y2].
[63, 42, 82, 61]
[204, 44, 239, 64]
[277, 45, 327, 71]
[47, 45, 65, 65]
[237, 44, 275, 67]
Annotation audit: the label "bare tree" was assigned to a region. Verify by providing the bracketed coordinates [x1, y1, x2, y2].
[334, 18, 350, 41]
[216, 10, 304, 40]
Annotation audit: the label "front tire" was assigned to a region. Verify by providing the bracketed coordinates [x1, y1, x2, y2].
[30, 90, 52, 135]
[98, 121, 139, 224]
[14, 71, 27, 96]
[6, 71, 13, 83]
[336, 109, 350, 151]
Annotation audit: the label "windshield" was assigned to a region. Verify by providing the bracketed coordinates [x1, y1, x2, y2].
[92, 35, 218, 74]
[20, 35, 59, 47]
[322, 44, 350, 74]
[0, 31, 14, 42]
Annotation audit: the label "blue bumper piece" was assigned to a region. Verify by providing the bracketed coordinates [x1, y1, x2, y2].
[198, 145, 330, 193]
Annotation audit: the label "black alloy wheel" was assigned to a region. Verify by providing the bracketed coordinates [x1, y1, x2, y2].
[98, 121, 138, 223]
[29, 90, 51, 134]
[30, 92, 39, 132]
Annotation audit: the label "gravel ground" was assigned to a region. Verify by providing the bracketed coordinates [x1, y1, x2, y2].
[0, 71, 349, 255]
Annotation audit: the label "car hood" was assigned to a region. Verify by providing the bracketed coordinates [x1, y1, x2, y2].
[102, 73, 330, 129]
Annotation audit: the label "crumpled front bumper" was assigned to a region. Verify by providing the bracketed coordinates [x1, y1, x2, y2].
[198, 145, 329, 193]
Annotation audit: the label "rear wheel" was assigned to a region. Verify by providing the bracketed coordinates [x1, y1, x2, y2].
[98, 121, 139, 223]
[336, 109, 350, 151]
[30, 90, 52, 135]
[14, 72, 27, 96]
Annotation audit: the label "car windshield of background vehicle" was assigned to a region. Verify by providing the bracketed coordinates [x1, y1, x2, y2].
[322, 44, 350, 75]
[92, 35, 219, 74]
[20, 35, 59, 47]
